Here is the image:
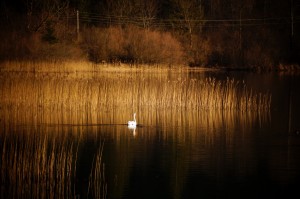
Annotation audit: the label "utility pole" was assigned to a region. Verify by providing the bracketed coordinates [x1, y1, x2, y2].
[288, 0, 294, 134]
[290, 0, 294, 62]
[77, 10, 79, 41]
[291, 0, 294, 37]
[239, 9, 243, 67]
[239, 10, 242, 51]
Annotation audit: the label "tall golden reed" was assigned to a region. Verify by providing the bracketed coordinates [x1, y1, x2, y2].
[0, 64, 271, 115]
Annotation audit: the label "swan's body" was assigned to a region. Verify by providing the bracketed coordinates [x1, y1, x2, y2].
[128, 113, 137, 127]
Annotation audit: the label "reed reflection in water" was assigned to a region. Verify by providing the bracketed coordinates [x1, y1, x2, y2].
[94, 108, 272, 199]
[0, 125, 107, 199]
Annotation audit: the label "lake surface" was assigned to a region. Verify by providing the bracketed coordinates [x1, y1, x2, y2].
[1, 67, 300, 199]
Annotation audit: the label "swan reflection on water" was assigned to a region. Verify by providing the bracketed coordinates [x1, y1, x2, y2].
[128, 126, 136, 136]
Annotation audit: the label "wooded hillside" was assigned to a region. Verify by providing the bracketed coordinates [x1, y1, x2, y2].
[1, 0, 299, 69]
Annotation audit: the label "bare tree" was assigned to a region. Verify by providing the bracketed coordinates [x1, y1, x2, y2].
[104, 0, 158, 28]
[24, 0, 69, 32]
[230, 0, 255, 66]
[172, 0, 205, 48]
[104, 0, 135, 25]
[137, 0, 159, 28]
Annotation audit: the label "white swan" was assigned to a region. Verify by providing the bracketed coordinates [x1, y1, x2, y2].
[128, 113, 137, 127]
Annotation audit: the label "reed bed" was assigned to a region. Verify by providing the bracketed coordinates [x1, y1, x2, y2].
[0, 64, 271, 153]
[0, 69, 271, 126]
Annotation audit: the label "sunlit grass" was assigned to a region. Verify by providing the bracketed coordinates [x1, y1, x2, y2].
[0, 60, 187, 73]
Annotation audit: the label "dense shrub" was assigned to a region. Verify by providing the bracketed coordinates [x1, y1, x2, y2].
[188, 35, 212, 66]
[80, 25, 184, 65]
[0, 25, 82, 62]
[80, 27, 108, 63]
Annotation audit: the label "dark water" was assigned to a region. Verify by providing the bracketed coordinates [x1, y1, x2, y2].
[1, 70, 300, 199]
[104, 73, 300, 199]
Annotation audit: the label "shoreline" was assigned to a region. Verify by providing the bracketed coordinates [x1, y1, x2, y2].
[0, 60, 299, 74]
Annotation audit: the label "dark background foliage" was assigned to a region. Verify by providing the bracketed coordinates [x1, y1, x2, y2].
[0, 0, 299, 69]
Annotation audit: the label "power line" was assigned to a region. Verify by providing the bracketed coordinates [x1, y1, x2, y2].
[79, 10, 299, 21]
[60, 10, 300, 31]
